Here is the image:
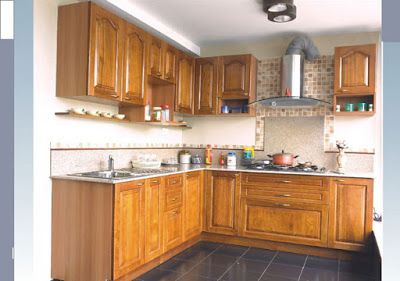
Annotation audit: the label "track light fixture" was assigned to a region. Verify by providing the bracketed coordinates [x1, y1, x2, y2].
[263, 0, 297, 23]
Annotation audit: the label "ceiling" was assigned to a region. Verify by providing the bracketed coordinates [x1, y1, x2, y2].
[119, 0, 381, 46]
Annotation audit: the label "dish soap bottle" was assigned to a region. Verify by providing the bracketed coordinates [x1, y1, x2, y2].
[205, 145, 213, 165]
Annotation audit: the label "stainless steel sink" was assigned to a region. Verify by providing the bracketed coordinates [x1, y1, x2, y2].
[72, 170, 135, 179]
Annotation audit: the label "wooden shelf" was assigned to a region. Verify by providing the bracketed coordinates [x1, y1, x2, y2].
[55, 112, 191, 128]
[334, 111, 375, 116]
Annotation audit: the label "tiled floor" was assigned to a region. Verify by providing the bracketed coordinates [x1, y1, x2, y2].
[135, 242, 378, 281]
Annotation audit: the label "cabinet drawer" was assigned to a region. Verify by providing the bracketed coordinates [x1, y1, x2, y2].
[239, 198, 328, 247]
[166, 174, 183, 188]
[165, 189, 183, 210]
[242, 173, 328, 191]
[243, 185, 329, 204]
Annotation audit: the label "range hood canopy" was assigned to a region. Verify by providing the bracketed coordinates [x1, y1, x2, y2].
[251, 35, 331, 108]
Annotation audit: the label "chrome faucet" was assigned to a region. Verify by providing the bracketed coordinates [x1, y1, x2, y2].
[108, 155, 114, 172]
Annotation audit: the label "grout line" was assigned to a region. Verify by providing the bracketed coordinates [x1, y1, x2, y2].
[256, 250, 279, 281]
[215, 247, 251, 281]
[297, 255, 309, 281]
[175, 243, 224, 281]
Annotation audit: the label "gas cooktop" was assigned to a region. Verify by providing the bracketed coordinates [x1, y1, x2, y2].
[246, 161, 327, 174]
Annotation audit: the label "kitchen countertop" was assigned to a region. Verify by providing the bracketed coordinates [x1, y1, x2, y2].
[51, 164, 375, 184]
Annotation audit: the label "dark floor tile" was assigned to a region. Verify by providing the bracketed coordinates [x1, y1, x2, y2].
[174, 249, 212, 263]
[273, 252, 307, 267]
[158, 258, 197, 274]
[339, 260, 374, 276]
[232, 258, 269, 273]
[189, 262, 228, 279]
[265, 263, 303, 280]
[305, 256, 339, 271]
[299, 267, 338, 281]
[213, 244, 248, 257]
[191, 241, 221, 252]
[138, 269, 182, 281]
[339, 272, 376, 281]
[177, 272, 216, 281]
[242, 247, 277, 262]
[220, 265, 262, 281]
[201, 253, 237, 268]
[259, 274, 298, 281]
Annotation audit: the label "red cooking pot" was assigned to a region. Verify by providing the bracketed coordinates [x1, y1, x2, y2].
[267, 150, 299, 166]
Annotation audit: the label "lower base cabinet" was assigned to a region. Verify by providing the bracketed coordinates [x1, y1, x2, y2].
[164, 207, 183, 251]
[183, 171, 204, 240]
[239, 199, 329, 247]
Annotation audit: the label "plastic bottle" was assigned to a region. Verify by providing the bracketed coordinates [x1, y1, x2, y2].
[205, 145, 213, 165]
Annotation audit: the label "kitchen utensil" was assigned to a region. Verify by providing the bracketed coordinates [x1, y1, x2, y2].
[357, 103, 367, 112]
[179, 150, 191, 164]
[267, 150, 299, 166]
[100, 112, 113, 118]
[344, 103, 354, 112]
[70, 108, 86, 115]
[113, 114, 126, 120]
[335, 105, 341, 112]
[86, 110, 100, 116]
[191, 154, 202, 164]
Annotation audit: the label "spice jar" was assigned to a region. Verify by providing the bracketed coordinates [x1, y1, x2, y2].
[161, 104, 170, 122]
[152, 107, 162, 121]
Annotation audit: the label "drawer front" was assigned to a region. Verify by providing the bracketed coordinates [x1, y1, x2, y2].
[166, 174, 183, 188]
[243, 185, 329, 204]
[242, 173, 328, 191]
[239, 198, 328, 247]
[165, 189, 183, 210]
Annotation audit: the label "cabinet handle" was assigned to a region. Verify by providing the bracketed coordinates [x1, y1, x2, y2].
[340, 89, 349, 92]
[172, 198, 177, 201]
[156, 72, 162, 77]
[110, 94, 120, 98]
[276, 194, 291, 197]
[275, 203, 291, 207]
[172, 210, 179, 215]
[280, 180, 292, 183]
[171, 180, 177, 184]
[136, 183, 144, 186]
[151, 180, 159, 184]
[335, 179, 345, 182]
[124, 97, 131, 100]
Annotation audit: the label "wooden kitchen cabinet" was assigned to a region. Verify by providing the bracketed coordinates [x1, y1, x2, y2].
[149, 36, 164, 79]
[163, 43, 178, 83]
[334, 44, 376, 94]
[176, 52, 195, 114]
[144, 177, 164, 262]
[206, 171, 240, 235]
[113, 180, 145, 279]
[183, 171, 204, 240]
[122, 22, 148, 105]
[328, 177, 373, 251]
[219, 54, 257, 99]
[57, 2, 124, 103]
[194, 57, 219, 115]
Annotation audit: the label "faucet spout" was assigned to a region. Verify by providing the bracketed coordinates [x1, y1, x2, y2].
[108, 155, 114, 172]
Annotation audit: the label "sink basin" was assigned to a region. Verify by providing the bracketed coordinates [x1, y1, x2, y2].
[73, 170, 134, 179]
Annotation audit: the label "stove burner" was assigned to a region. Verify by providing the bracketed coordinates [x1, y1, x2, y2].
[247, 162, 326, 174]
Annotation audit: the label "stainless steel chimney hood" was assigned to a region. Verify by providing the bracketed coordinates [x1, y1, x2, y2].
[250, 36, 331, 108]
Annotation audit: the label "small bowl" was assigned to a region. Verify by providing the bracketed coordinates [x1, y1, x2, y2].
[86, 110, 100, 116]
[113, 114, 126, 120]
[100, 112, 113, 118]
[70, 108, 85, 115]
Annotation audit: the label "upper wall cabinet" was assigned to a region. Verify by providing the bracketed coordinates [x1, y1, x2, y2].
[194, 57, 219, 115]
[163, 43, 178, 83]
[334, 44, 376, 95]
[219, 54, 257, 99]
[148, 36, 177, 84]
[149, 36, 164, 79]
[176, 52, 195, 114]
[122, 23, 148, 105]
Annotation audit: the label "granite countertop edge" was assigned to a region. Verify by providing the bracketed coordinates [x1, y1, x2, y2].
[51, 164, 375, 184]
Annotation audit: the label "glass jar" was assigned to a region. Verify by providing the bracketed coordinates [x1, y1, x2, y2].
[152, 107, 162, 121]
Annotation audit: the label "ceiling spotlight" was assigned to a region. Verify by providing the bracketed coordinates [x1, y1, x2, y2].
[263, 0, 297, 23]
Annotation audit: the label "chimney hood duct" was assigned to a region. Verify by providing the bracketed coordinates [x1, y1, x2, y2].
[250, 35, 330, 107]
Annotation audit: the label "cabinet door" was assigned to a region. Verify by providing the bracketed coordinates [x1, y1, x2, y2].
[164, 207, 183, 252]
[163, 44, 177, 83]
[121, 23, 147, 105]
[145, 178, 164, 262]
[183, 171, 203, 240]
[334, 44, 376, 94]
[176, 53, 195, 114]
[194, 57, 218, 115]
[113, 180, 145, 279]
[239, 199, 328, 247]
[206, 172, 240, 235]
[149, 36, 163, 78]
[88, 4, 123, 101]
[328, 178, 373, 251]
[219, 55, 251, 98]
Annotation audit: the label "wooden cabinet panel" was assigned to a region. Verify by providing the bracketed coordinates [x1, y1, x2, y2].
[334, 44, 376, 94]
[176, 53, 195, 114]
[122, 23, 147, 105]
[239, 199, 328, 247]
[163, 44, 177, 83]
[183, 171, 204, 240]
[88, 4, 123, 100]
[328, 178, 373, 251]
[219, 55, 251, 99]
[149, 36, 163, 78]
[113, 180, 145, 279]
[194, 57, 218, 114]
[145, 178, 164, 262]
[164, 207, 183, 252]
[206, 172, 240, 235]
